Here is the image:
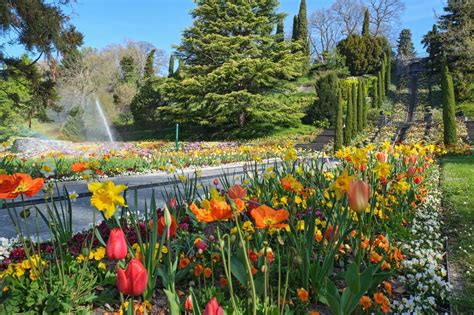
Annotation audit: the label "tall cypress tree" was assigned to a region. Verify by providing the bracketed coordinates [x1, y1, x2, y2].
[441, 52, 457, 145]
[345, 87, 353, 145]
[276, 15, 285, 43]
[292, 15, 299, 40]
[377, 71, 383, 108]
[362, 80, 368, 128]
[373, 77, 379, 108]
[362, 9, 370, 36]
[380, 59, 386, 98]
[168, 54, 175, 78]
[297, 0, 309, 62]
[335, 89, 343, 152]
[144, 49, 156, 80]
[357, 79, 364, 132]
[351, 82, 358, 136]
[385, 50, 391, 90]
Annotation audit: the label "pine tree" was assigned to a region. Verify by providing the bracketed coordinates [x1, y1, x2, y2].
[168, 54, 175, 78]
[276, 15, 285, 43]
[397, 29, 416, 60]
[334, 89, 343, 152]
[351, 82, 358, 136]
[441, 52, 457, 145]
[357, 79, 364, 132]
[362, 9, 370, 36]
[344, 86, 353, 145]
[120, 56, 138, 84]
[144, 49, 156, 80]
[313, 72, 339, 126]
[164, 0, 303, 129]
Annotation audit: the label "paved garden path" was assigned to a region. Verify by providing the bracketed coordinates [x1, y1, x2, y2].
[1, 158, 337, 239]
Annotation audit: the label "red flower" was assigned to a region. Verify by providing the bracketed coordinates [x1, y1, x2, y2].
[106, 228, 128, 260]
[227, 185, 247, 200]
[117, 259, 148, 296]
[185, 295, 193, 311]
[213, 178, 219, 186]
[71, 162, 88, 173]
[347, 180, 370, 214]
[325, 225, 339, 242]
[203, 297, 224, 315]
[169, 197, 177, 209]
[414, 176, 423, 185]
[157, 214, 177, 238]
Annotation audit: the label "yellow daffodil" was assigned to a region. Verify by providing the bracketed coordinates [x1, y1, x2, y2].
[88, 181, 127, 218]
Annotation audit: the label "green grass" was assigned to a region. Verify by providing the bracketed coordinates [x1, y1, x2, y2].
[457, 101, 474, 120]
[441, 155, 474, 313]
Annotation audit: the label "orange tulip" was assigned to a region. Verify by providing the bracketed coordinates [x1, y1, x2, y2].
[250, 205, 289, 229]
[227, 185, 247, 199]
[347, 180, 370, 214]
[0, 173, 44, 199]
[71, 162, 89, 172]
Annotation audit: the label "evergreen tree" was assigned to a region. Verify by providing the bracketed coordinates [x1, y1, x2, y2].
[296, 0, 310, 71]
[351, 82, 357, 136]
[362, 80, 368, 128]
[61, 106, 86, 141]
[131, 79, 164, 126]
[385, 50, 391, 90]
[344, 86, 353, 145]
[357, 79, 364, 132]
[312, 72, 339, 126]
[144, 49, 156, 81]
[175, 58, 183, 80]
[377, 71, 383, 108]
[163, 0, 303, 129]
[276, 15, 285, 43]
[168, 54, 175, 78]
[372, 77, 379, 108]
[120, 56, 138, 84]
[380, 59, 386, 98]
[441, 52, 457, 145]
[396, 29, 416, 59]
[292, 15, 300, 40]
[334, 89, 344, 152]
[362, 9, 370, 36]
[337, 35, 384, 76]
[422, 24, 442, 104]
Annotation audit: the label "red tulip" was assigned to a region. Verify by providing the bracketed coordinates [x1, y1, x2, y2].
[117, 259, 148, 296]
[213, 178, 219, 186]
[347, 180, 370, 214]
[325, 225, 339, 242]
[407, 167, 416, 177]
[185, 295, 193, 311]
[169, 197, 177, 209]
[106, 228, 128, 260]
[227, 185, 247, 200]
[203, 297, 224, 315]
[414, 176, 423, 185]
[376, 152, 386, 162]
[157, 214, 177, 238]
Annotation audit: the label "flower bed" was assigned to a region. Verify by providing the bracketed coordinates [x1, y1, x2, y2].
[0, 144, 454, 314]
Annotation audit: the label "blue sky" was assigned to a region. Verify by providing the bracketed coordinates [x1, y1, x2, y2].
[7, 0, 446, 57]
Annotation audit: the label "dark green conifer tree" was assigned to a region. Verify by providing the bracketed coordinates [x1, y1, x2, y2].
[362, 9, 370, 36]
[377, 71, 383, 108]
[345, 86, 353, 145]
[276, 15, 285, 43]
[144, 49, 156, 80]
[441, 52, 457, 145]
[362, 80, 368, 128]
[168, 54, 175, 78]
[357, 79, 364, 132]
[373, 77, 379, 108]
[351, 82, 357, 136]
[335, 89, 344, 152]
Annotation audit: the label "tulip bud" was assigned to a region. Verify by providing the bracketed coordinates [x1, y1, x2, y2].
[347, 180, 370, 214]
[203, 297, 224, 315]
[213, 178, 219, 186]
[106, 228, 128, 260]
[185, 295, 193, 311]
[164, 206, 172, 227]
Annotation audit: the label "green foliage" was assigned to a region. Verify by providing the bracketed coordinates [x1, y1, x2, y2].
[334, 90, 343, 152]
[362, 80, 368, 129]
[377, 71, 383, 108]
[168, 54, 175, 78]
[372, 76, 379, 108]
[357, 79, 364, 132]
[295, 0, 310, 72]
[276, 15, 285, 43]
[362, 9, 370, 36]
[397, 29, 416, 59]
[162, 0, 303, 130]
[344, 85, 353, 145]
[131, 78, 164, 126]
[337, 35, 384, 76]
[120, 55, 138, 84]
[441, 53, 457, 145]
[61, 106, 86, 141]
[310, 72, 339, 126]
[351, 83, 357, 136]
[385, 51, 391, 90]
[144, 49, 156, 81]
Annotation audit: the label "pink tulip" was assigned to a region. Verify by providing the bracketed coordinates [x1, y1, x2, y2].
[347, 180, 370, 214]
[203, 297, 224, 315]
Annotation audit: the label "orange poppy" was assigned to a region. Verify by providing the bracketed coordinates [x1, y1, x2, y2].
[234, 198, 246, 212]
[189, 199, 233, 223]
[71, 162, 89, 173]
[0, 173, 44, 199]
[250, 205, 289, 229]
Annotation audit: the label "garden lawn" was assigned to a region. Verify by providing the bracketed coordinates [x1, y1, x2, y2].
[441, 154, 474, 313]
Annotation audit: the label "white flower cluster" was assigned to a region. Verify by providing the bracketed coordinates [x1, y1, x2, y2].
[0, 237, 16, 262]
[391, 167, 451, 314]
